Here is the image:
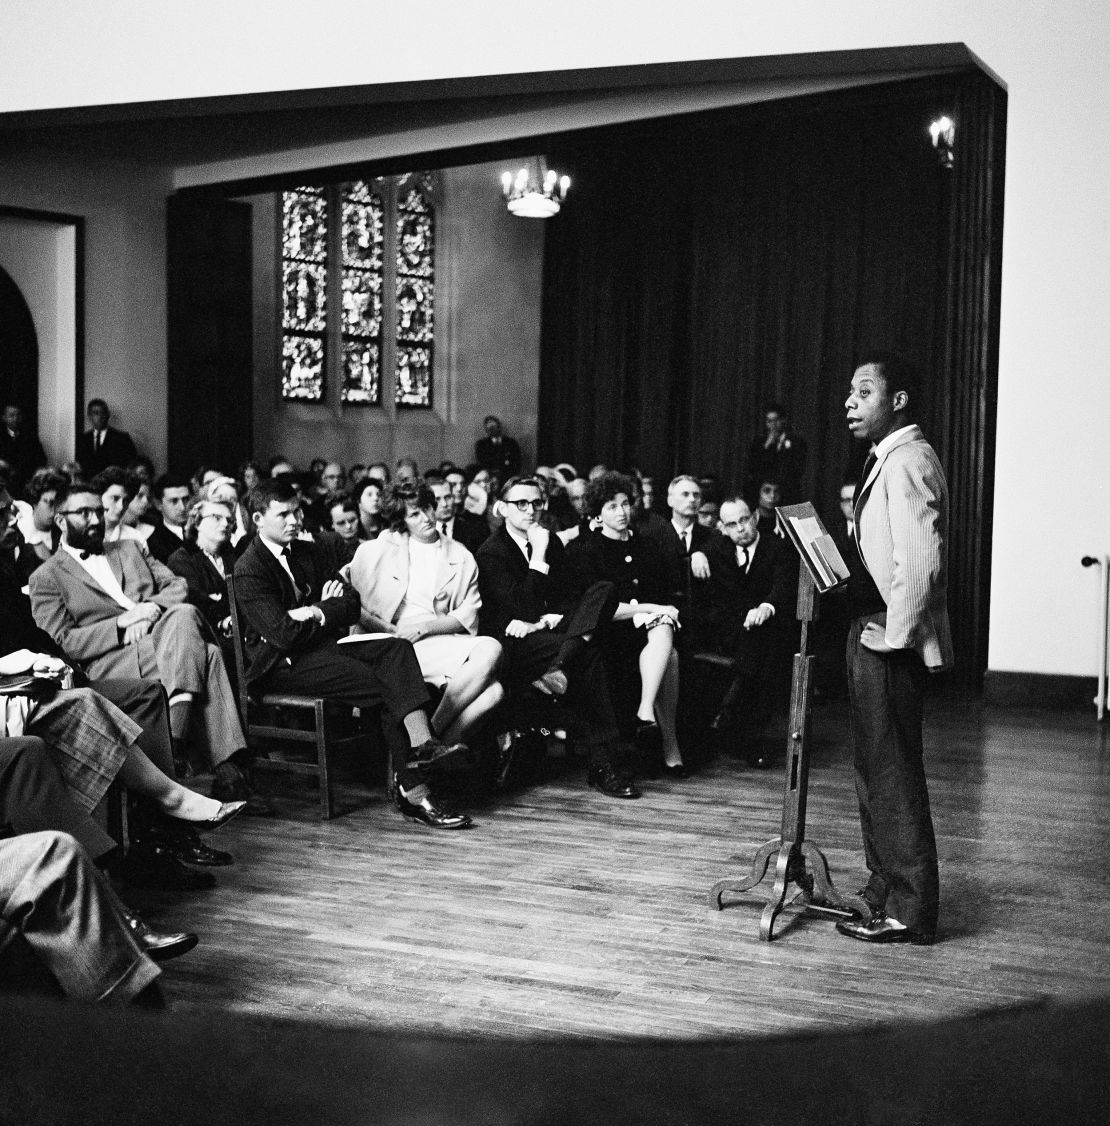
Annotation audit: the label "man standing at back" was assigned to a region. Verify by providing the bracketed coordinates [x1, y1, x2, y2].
[836, 352, 952, 946]
[76, 399, 138, 480]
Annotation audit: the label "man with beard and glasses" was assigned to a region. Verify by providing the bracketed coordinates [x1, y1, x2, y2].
[27, 482, 268, 814]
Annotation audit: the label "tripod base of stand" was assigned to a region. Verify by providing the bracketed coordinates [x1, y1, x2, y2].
[710, 835, 871, 941]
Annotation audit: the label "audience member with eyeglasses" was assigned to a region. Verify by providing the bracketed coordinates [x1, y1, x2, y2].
[26, 481, 263, 812]
[474, 475, 638, 800]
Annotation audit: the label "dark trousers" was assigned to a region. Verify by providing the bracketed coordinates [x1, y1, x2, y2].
[500, 581, 621, 763]
[0, 737, 116, 862]
[260, 637, 431, 788]
[845, 615, 939, 933]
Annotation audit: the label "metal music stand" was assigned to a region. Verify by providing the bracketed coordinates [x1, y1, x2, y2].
[709, 503, 871, 940]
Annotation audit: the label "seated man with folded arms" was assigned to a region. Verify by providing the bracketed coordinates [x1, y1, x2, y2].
[475, 475, 637, 800]
[0, 735, 199, 972]
[233, 478, 473, 830]
[27, 481, 265, 813]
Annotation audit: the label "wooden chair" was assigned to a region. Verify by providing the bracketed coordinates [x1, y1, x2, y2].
[226, 572, 371, 819]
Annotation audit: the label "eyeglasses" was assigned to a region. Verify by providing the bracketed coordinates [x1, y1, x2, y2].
[505, 498, 544, 511]
[59, 506, 103, 520]
[200, 511, 232, 523]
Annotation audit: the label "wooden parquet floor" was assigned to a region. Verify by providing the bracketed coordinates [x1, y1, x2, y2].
[139, 699, 1110, 1040]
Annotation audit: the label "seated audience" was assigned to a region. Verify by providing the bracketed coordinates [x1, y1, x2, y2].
[26, 481, 263, 811]
[0, 827, 169, 1005]
[0, 735, 200, 972]
[166, 496, 240, 674]
[697, 497, 721, 529]
[122, 476, 156, 541]
[237, 460, 262, 493]
[325, 494, 362, 563]
[475, 475, 636, 800]
[347, 480, 503, 745]
[146, 474, 192, 563]
[755, 478, 785, 538]
[355, 477, 386, 541]
[14, 467, 66, 578]
[428, 474, 488, 555]
[569, 472, 686, 777]
[233, 478, 473, 830]
[0, 484, 236, 883]
[701, 494, 797, 765]
[202, 476, 250, 546]
[91, 466, 148, 547]
[637, 474, 714, 612]
[365, 461, 391, 485]
[395, 456, 419, 484]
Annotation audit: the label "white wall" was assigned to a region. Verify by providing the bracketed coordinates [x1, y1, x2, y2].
[2, 0, 1109, 678]
[0, 217, 77, 464]
[0, 149, 172, 470]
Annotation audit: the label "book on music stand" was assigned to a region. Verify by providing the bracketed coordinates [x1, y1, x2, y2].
[775, 502, 849, 594]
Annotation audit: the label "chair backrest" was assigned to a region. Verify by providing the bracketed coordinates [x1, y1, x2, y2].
[224, 571, 252, 725]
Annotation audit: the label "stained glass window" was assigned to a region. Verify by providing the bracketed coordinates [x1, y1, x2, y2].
[395, 174, 435, 407]
[281, 186, 327, 401]
[340, 180, 384, 404]
[280, 174, 436, 409]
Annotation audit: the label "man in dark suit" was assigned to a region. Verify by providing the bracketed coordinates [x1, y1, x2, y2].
[475, 475, 635, 799]
[835, 352, 951, 947]
[745, 401, 808, 503]
[0, 403, 47, 492]
[75, 399, 138, 480]
[474, 415, 522, 479]
[637, 474, 715, 613]
[701, 495, 796, 764]
[428, 475, 488, 555]
[145, 474, 192, 564]
[233, 478, 472, 829]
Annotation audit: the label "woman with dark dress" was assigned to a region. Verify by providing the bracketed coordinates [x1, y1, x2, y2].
[569, 471, 686, 776]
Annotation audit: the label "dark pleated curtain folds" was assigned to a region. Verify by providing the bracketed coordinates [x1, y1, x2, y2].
[538, 73, 1004, 684]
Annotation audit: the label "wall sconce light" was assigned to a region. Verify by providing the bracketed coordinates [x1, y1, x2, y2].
[930, 115, 956, 170]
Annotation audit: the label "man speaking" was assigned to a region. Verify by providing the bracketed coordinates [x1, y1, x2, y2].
[837, 352, 952, 946]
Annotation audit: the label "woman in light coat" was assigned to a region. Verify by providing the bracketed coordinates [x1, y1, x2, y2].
[347, 480, 503, 744]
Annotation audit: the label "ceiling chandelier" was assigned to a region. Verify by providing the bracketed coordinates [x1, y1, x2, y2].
[500, 157, 570, 218]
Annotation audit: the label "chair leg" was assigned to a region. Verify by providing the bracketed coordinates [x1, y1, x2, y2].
[314, 699, 334, 820]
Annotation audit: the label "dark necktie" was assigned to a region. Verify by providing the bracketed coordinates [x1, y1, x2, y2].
[441, 522, 449, 538]
[525, 541, 532, 562]
[736, 546, 749, 571]
[854, 451, 877, 509]
[280, 547, 305, 604]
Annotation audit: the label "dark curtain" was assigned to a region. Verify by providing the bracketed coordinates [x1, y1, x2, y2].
[167, 196, 254, 478]
[538, 72, 1004, 685]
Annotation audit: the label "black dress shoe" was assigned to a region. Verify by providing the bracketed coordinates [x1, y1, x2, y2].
[410, 738, 475, 772]
[135, 823, 233, 867]
[165, 800, 246, 833]
[587, 765, 641, 799]
[120, 843, 217, 891]
[212, 764, 275, 816]
[494, 730, 521, 790]
[835, 914, 935, 945]
[395, 786, 473, 829]
[121, 908, 199, 962]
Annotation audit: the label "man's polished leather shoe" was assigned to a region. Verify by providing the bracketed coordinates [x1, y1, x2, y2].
[121, 908, 199, 962]
[137, 823, 233, 867]
[587, 765, 641, 799]
[395, 786, 473, 829]
[410, 738, 475, 772]
[835, 914, 935, 945]
[212, 762, 275, 816]
[120, 843, 217, 892]
[166, 800, 246, 833]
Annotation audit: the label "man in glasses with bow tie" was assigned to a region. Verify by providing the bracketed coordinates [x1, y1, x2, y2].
[27, 481, 252, 807]
[475, 475, 634, 799]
